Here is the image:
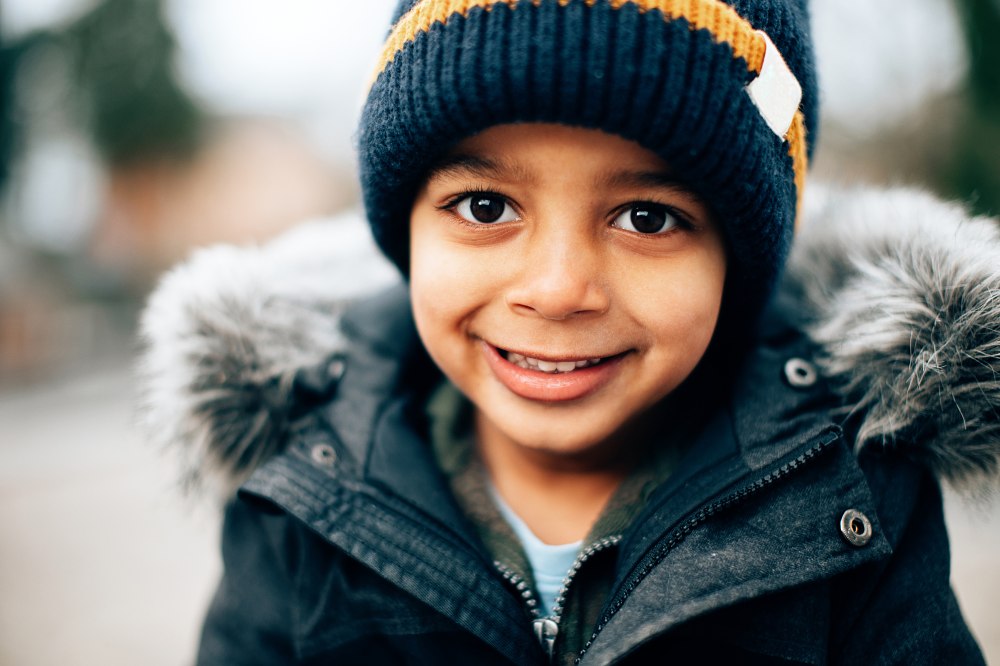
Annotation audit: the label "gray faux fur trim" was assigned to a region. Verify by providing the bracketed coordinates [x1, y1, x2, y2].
[137, 212, 397, 496]
[137, 188, 1000, 495]
[792, 186, 1000, 485]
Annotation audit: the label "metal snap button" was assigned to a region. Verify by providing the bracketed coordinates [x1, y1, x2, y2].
[784, 357, 817, 388]
[327, 357, 346, 381]
[310, 443, 337, 467]
[839, 509, 873, 547]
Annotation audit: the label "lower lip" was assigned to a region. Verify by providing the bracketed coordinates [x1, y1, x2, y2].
[481, 342, 625, 403]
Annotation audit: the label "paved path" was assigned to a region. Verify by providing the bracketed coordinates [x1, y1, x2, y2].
[1, 365, 997, 665]
[0, 365, 219, 666]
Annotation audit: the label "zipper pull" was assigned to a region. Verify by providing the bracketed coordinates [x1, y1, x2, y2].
[533, 618, 559, 661]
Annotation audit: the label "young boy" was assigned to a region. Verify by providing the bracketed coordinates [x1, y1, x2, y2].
[141, 0, 999, 663]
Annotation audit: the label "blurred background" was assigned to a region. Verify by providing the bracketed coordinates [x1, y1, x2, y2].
[0, 0, 998, 663]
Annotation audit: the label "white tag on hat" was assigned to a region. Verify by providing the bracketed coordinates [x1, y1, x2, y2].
[746, 30, 802, 140]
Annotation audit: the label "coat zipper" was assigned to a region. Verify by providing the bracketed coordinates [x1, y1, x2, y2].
[495, 535, 623, 663]
[574, 433, 839, 664]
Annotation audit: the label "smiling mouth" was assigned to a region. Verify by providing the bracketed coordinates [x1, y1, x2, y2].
[499, 349, 616, 374]
[483, 343, 626, 402]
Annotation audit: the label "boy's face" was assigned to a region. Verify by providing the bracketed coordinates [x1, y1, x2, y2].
[409, 124, 726, 460]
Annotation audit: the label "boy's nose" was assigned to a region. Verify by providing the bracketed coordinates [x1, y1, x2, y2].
[504, 230, 610, 320]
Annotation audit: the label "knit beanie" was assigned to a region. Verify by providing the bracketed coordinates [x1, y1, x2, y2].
[357, 0, 817, 322]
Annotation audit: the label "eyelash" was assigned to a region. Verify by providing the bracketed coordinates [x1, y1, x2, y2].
[438, 187, 509, 209]
[611, 201, 696, 233]
[437, 189, 695, 234]
[438, 187, 520, 228]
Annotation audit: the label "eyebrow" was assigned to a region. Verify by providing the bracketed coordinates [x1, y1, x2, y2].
[599, 169, 691, 194]
[423, 154, 534, 185]
[424, 153, 699, 200]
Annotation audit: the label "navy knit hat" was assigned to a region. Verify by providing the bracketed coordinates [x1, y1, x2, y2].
[357, 0, 817, 320]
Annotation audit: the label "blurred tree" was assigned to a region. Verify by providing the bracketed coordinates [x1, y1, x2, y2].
[61, 0, 203, 166]
[947, 0, 1000, 215]
[0, 38, 21, 193]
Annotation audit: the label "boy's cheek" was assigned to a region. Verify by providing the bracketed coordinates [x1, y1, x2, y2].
[409, 230, 480, 337]
[410, 227, 505, 300]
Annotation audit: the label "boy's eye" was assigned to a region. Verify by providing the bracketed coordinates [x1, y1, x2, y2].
[612, 203, 681, 235]
[453, 194, 519, 224]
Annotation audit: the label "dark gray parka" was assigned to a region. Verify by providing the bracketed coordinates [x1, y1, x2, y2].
[140, 186, 998, 665]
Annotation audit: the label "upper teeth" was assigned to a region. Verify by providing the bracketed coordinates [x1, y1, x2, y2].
[506, 352, 603, 373]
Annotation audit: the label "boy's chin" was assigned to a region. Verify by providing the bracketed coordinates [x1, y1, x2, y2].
[517, 437, 608, 459]
[481, 415, 635, 466]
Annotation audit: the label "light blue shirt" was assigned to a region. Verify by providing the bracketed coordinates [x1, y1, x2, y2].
[489, 485, 583, 617]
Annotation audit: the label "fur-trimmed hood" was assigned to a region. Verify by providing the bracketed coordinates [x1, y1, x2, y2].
[137, 187, 1000, 496]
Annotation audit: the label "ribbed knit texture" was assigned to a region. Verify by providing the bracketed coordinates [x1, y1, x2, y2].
[358, 0, 817, 321]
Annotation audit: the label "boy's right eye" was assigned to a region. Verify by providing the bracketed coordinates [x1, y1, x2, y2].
[452, 194, 519, 224]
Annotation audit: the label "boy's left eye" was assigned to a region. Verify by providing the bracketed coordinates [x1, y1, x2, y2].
[612, 203, 682, 235]
[453, 194, 519, 224]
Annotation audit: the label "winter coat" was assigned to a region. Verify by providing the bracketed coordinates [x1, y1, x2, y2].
[139, 186, 999, 665]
